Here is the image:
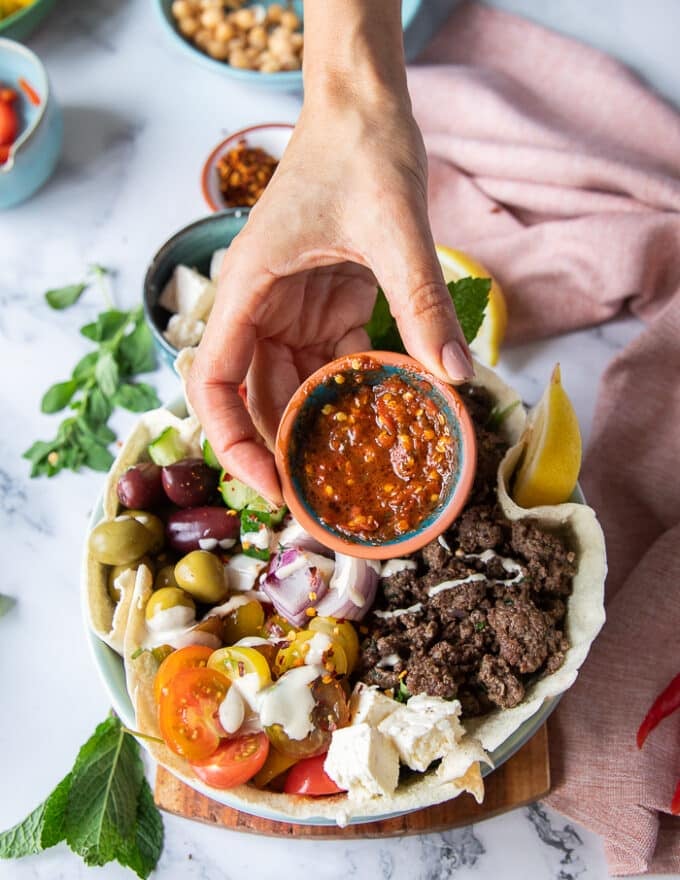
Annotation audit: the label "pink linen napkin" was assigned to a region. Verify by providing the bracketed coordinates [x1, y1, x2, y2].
[407, 3, 680, 874]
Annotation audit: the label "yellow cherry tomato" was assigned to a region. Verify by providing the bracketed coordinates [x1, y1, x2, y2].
[274, 630, 348, 678]
[222, 599, 265, 644]
[207, 646, 272, 689]
[308, 617, 360, 673]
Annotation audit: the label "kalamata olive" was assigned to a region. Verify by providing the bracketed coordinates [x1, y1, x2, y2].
[116, 510, 165, 553]
[155, 564, 180, 591]
[166, 506, 240, 553]
[145, 587, 195, 622]
[161, 458, 218, 508]
[175, 550, 228, 603]
[89, 519, 155, 566]
[117, 462, 164, 510]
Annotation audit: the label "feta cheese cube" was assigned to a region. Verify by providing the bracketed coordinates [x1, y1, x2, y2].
[163, 314, 206, 349]
[159, 265, 215, 320]
[436, 735, 490, 786]
[350, 683, 399, 727]
[210, 248, 228, 282]
[324, 723, 399, 800]
[378, 694, 465, 772]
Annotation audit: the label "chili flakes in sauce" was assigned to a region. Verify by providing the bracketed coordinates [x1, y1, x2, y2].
[296, 359, 458, 543]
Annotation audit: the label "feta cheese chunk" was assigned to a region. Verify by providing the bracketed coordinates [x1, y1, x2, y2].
[324, 724, 399, 800]
[436, 736, 491, 786]
[163, 314, 205, 349]
[159, 264, 215, 320]
[210, 248, 228, 282]
[378, 694, 465, 772]
[350, 683, 399, 727]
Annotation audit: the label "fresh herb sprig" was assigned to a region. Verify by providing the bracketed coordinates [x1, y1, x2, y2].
[366, 276, 491, 351]
[0, 715, 163, 878]
[24, 271, 160, 478]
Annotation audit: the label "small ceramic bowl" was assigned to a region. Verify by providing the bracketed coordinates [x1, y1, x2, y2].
[155, 0, 423, 92]
[275, 351, 477, 560]
[0, 0, 55, 41]
[143, 208, 251, 370]
[202, 121, 293, 212]
[0, 37, 62, 209]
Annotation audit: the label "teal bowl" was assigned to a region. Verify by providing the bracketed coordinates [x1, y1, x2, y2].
[0, 37, 62, 209]
[0, 0, 55, 41]
[155, 0, 423, 91]
[143, 208, 251, 370]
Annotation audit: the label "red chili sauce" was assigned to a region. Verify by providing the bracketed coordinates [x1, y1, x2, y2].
[295, 359, 457, 542]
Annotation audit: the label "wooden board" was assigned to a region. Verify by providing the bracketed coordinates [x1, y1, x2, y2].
[154, 723, 549, 837]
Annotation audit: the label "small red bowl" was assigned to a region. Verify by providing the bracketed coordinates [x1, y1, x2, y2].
[275, 352, 477, 560]
[201, 122, 294, 212]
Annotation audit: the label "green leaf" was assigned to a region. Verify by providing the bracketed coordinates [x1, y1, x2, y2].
[365, 287, 406, 353]
[72, 351, 98, 383]
[81, 310, 129, 343]
[64, 716, 144, 866]
[45, 283, 87, 310]
[0, 773, 71, 858]
[95, 351, 120, 399]
[0, 594, 15, 618]
[83, 442, 115, 472]
[76, 417, 116, 446]
[120, 780, 164, 880]
[112, 382, 161, 413]
[118, 320, 157, 376]
[448, 277, 491, 345]
[86, 387, 113, 426]
[41, 380, 79, 414]
[395, 681, 411, 703]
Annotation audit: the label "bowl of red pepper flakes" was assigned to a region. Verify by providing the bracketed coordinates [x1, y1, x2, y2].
[201, 121, 293, 212]
[275, 352, 477, 560]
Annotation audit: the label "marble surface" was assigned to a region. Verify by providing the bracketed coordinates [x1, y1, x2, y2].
[0, 2, 676, 879]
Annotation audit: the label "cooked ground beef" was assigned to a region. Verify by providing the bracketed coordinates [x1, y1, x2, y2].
[356, 383, 575, 715]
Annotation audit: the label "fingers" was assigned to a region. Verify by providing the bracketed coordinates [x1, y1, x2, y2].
[247, 340, 301, 451]
[367, 207, 474, 383]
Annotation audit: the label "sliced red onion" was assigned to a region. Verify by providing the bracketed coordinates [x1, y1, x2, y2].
[314, 554, 379, 621]
[275, 518, 331, 556]
[263, 548, 334, 626]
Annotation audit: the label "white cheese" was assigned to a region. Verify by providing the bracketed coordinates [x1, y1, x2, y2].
[324, 724, 399, 800]
[225, 553, 267, 591]
[435, 735, 491, 785]
[380, 558, 418, 578]
[350, 683, 399, 727]
[163, 314, 205, 349]
[427, 573, 487, 598]
[258, 665, 321, 740]
[209, 248, 228, 282]
[378, 694, 466, 772]
[159, 264, 215, 320]
[241, 523, 271, 551]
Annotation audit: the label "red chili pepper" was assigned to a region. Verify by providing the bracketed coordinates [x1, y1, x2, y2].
[636, 672, 680, 748]
[18, 77, 41, 107]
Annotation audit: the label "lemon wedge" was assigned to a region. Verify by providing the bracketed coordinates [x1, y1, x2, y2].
[436, 244, 508, 366]
[512, 364, 582, 508]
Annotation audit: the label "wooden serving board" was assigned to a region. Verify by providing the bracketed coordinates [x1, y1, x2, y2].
[154, 724, 549, 837]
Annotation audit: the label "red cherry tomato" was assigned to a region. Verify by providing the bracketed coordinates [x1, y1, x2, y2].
[158, 666, 229, 761]
[0, 88, 18, 146]
[283, 753, 346, 796]
[153, 645, 214, 704]
[190, 732, 270, 789]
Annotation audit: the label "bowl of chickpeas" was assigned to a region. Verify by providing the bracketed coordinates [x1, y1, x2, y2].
[156, 0, 424, 90]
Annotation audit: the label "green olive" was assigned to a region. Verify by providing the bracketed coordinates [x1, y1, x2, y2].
[145, 587, 195, 622]
[154, 564, 180, 591]
[117, 510, 165, 553]
[89, 519, 155, 566]
[108, 556, 153, 603]
[174, 550, 228, 603]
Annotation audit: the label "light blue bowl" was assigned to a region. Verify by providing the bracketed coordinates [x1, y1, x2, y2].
[0, 38, 62, 209]
[155, 0, 423, 91]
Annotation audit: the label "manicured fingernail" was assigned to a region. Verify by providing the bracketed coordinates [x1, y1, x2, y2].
[441, 340, 474, 382]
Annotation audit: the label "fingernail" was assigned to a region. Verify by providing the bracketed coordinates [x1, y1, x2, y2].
[441, 340, 474, 382]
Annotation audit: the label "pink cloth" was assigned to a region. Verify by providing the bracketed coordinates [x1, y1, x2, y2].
[407, 3, 680, 874]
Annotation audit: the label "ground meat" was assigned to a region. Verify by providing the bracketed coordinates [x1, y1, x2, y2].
[355, 383, 576, 718]
[478, 655, 525, 709]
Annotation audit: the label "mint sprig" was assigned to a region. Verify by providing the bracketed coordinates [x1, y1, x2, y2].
[0, 716, 163, 878]
[366, 276, 491, 352]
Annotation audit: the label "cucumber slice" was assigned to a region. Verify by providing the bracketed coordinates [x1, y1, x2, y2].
[148, 427, 187, 466]
[246, 495, 287, 525]
[219, 472, 260, 510]
[202, 438, 221, 470]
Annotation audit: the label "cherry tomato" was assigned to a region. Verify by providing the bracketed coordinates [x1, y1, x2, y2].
[283, 753, 346, 796]
[190, 732, 269, 789]
[309, 617, 360, 672]
[153, 645, 214, 704]
[263, 613, 297, 639]
[275, 630, 348, 677]
[251, 746, 298, 789]
[0, 89, 18, 147]
[222, 599, 265, 644]
[158, 666, 229, 761]
[208, 645, 272, 689]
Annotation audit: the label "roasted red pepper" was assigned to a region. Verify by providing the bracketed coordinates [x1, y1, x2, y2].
[637, 671, 680, 815]
[0, 85, 18, 162]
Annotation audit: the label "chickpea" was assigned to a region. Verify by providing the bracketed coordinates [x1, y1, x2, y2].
[266, 3, 283, 24]
[232, 7, 255, 29]
[279, 53, 301, 71]
[171, 0, 191, 18]
[228, 34, 246, 51]
[215, 20, 235, 41]
[268, 26, 293, 58]
[194, 27, 212, 49]
[200, 7, 223, 27]
[248, 24, 268, 49]
[229, 48, 252, 68]
[290, 32, 303, 50]
[207, 39, 230, 60]
[280, 10, 299, 31]
[178, 15, 199, 37]
[259, 55, 282, 73]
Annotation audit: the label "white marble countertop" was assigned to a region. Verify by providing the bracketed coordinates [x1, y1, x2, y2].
[0, 2, 676, 879]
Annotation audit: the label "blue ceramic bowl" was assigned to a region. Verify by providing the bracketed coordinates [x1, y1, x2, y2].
[155, 0, 423, 91]
[143, 208, 251, 370]
[0, 38, 62, 209]
[0, 0, 55, 42]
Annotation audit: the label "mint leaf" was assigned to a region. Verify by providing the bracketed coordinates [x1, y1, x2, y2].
[81, 310, 129, 343]
[86, 387, 113, 426]
[365, 287, 405, 353]
[119, 319, 157, 376]
[95, 351, 120, 399]
[45, 283, 87, 310]
[84, 442, 115, 472]
[448, 277, 491, 345]
[72, 351, 98, 383]
[395, 680, 411, 703]
[0, 594, 15, 618]
[0, 773, 71, 858]
[41, 380, 79, 414]
[113, 383, 161, 413]
[121, 779, 164, 880]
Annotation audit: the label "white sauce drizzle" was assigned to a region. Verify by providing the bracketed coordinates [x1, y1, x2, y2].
[305, 632, 333, 666]
[376, 652, 401, 669]
[427, 574, 487, 597]
[465, 549, 525, 584]
[380, 558, 418, 578]
[218, 685, 245, 734]
[373, 603, 423, 620]
[438, 535, 452, 551]
[258, 666, 322, 740]
[198, 537, 218, 550]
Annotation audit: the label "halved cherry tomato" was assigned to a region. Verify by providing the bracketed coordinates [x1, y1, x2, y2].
[222, 599, 265, 644]
[190, 732, 269, 789]
[251, 746, 298, 789]
[208, 645, 272, 689]
[158, 666, 229, 761]
[283, 753, 346, 796]
[153, 645, 214, 704]
[309, 617, 360, 672]
[275, 631, 348, 677]
[263, 613, 297, 640]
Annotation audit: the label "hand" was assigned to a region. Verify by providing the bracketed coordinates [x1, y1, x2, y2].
[188, 6, 473, 504]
